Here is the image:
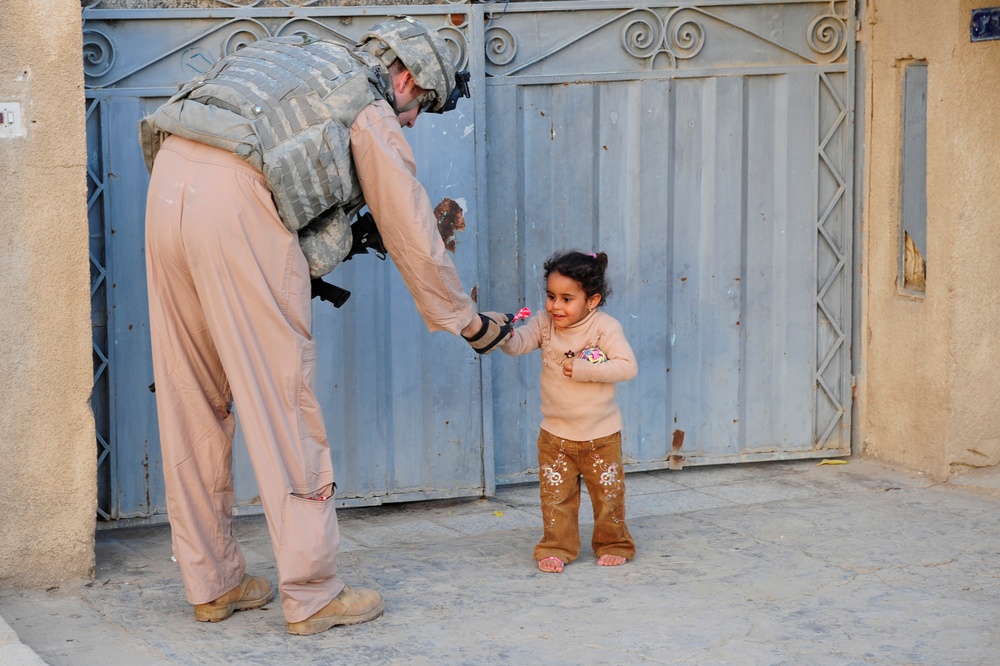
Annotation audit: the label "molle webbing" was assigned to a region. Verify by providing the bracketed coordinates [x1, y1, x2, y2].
[165, 37, 374, 233]
[139, 36, 380, 276]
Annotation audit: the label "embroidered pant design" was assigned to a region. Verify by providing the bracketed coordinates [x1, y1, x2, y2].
[535, 429, 636, 564]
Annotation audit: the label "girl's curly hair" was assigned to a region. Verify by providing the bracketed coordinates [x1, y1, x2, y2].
[543, 250, 612, 305]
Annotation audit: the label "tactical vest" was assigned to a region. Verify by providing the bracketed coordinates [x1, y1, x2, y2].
[139, 36, 390, 277]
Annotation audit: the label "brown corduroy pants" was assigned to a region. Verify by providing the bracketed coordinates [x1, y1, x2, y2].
[145, 136, 343, 623]
[534, 429, 636, 564]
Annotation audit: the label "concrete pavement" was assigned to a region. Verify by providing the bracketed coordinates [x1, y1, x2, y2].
[1, 458, 999, 665]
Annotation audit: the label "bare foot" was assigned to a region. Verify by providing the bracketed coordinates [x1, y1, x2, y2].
[537, 556, 564, 573]
[596, 554, 627, 566]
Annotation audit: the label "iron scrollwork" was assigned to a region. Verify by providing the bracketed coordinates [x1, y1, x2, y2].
[485, 26, 517, 67]
[807, 14, 847, 62]
[82, 29, 115, 79]
[224, 23, 270, 57]
[621, 8, 705, 70]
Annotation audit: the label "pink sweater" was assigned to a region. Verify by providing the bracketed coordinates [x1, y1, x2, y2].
[502, 309, 638, 441]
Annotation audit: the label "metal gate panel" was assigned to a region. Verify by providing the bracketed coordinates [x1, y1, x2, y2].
[84, 6, 491, 520]
[104, 96, 168, 518]
[484, 1, 855, 481]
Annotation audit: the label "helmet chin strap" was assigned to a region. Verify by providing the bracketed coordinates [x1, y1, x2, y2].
[395, 97, 421, 114]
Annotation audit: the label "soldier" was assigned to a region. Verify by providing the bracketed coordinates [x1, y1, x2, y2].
[139, 16, 512, 636]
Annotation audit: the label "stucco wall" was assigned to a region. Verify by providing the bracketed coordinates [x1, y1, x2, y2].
[859, 0, 1000, 479]
[0, 1, 96, 585]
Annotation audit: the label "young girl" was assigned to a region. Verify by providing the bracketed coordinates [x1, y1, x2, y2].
[503, 250, 638, 573]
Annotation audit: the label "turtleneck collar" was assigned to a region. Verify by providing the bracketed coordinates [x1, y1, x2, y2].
[564, 307, 599, 330]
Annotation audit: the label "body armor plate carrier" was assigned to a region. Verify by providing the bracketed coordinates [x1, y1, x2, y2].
[139, 35, 388, 277]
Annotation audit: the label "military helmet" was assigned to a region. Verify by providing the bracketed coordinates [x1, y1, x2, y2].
[359, 16, 467, 114]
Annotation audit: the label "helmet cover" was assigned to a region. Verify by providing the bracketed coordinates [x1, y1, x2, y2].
[359, 16, 457, 113]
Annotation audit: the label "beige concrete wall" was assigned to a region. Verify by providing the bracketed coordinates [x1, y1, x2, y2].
[0, 1, 96, 586]
[859, 0, 1000, 479]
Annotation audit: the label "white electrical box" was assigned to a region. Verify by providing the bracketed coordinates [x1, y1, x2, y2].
[0, 102, 24, 138]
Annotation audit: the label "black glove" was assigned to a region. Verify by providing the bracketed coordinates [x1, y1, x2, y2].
[463, 311, 513, 355]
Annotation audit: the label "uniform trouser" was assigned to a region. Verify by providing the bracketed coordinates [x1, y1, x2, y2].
[145, 136, 343, 623]
[535, 429, 636, 564]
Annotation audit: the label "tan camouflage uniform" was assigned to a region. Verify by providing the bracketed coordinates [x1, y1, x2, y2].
[142, 31, 477, 623]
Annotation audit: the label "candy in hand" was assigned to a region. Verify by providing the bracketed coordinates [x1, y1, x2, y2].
[513, 307, 531, 322]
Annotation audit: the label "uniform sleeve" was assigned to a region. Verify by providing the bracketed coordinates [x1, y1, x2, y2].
[570, 316, 638, 384]
[350, 101, 478, 336]
[501, 313, 543, 357]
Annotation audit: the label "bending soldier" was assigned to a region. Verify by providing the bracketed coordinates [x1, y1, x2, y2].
[139, 16, 512, 636]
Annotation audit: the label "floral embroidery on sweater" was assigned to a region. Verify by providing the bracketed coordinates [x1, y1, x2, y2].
[540, 325, 606, 368]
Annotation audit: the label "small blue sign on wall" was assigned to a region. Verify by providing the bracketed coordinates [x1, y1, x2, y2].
[971, 7, 1000, 41]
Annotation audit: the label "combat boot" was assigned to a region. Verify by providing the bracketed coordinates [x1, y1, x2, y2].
[193, 574, 274, 622]
[286, 585, 384, 635]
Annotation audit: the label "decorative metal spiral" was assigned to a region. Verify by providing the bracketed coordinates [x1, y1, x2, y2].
[668, 17, 705, 60]
[485, 26, 517, 66]
[438, 26, 470, 71]
[621, 10, 662, 60]
[82, 29, 114, 79]
[225, 23, 270, 56]
[807, 15, 846, 60]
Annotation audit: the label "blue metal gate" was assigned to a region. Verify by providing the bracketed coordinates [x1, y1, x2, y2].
[85, 3, 493, 520]
[483, 0, 855, 482]
[86, 0, 855, 521]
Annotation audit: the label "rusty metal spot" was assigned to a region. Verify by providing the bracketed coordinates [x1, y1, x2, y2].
[669, 429, 685, 470]
[434, 197, 466, 253]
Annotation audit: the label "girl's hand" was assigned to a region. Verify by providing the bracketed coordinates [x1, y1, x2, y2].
[562, 358, 574, 377]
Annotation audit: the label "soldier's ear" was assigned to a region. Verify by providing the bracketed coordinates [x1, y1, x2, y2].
[392, 69, 415, 96]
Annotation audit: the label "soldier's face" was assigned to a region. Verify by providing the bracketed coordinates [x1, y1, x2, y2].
[397, 101, 420, 128]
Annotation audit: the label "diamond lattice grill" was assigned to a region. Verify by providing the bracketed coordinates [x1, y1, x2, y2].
[815, 72, 847, 448]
